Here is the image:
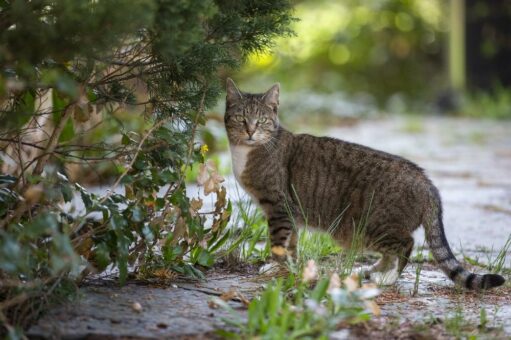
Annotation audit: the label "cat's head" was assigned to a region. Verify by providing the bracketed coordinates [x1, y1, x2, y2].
[224, 78, 280, 146]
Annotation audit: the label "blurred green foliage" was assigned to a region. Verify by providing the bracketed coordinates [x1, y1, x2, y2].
[463, 86, 511, 119]
[239, 0, 448, 109]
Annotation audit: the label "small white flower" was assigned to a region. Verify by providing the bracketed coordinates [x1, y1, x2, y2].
[327, 272, 341, 293]
[302, 259, 318, 283]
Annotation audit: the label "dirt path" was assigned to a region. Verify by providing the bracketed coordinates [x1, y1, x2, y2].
[29, 116, 511, 339]
[28, 271, 261, 339]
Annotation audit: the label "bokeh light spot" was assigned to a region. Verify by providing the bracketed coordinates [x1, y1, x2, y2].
[329, 44, 351, 65]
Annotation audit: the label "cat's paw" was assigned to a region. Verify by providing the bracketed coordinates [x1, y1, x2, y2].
[271, 245, 289, 263]
[259, 261, 282, 275]
[370, 269, 399, 286]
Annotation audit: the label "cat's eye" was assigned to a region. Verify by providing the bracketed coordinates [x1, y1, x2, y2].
[258, 117, 267, 123]
[234, 115, 244, 122]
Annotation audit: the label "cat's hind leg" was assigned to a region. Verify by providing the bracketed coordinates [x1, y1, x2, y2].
[366, 232, 414, 286]
[360, 254, 395, 279]
[369, 256, 400, 285]
[359, 254, 399, 285]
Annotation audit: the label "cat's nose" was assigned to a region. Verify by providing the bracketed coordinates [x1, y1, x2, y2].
[246, 123, 256, 138]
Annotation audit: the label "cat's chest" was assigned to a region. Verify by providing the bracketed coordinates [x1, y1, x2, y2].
[229, 144, 253, 185]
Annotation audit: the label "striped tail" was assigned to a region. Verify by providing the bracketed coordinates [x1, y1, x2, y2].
[424, 187, 505, 290]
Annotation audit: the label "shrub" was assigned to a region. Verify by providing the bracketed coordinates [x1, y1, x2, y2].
[0, 0, 293, 333]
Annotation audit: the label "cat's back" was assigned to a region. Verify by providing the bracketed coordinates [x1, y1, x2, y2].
[288, 132, 424, 176]
[286, 132, 431, 229]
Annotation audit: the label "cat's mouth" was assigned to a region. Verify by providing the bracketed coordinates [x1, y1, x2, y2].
[244, 138, 257, 145]
[231, 132, 264, 146]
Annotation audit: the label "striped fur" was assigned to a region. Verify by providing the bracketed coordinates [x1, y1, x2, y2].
[224, 79, 505, 290]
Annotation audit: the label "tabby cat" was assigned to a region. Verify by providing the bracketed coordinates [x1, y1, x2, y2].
[224, 78, 505, 290]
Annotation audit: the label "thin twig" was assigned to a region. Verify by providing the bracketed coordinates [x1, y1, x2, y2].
[163, 84, 208, 200]
[98, 116, 172, 204]
[29, 103, 75, 180]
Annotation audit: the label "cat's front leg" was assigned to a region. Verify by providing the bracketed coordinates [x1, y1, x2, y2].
[268, 208, 297, 262]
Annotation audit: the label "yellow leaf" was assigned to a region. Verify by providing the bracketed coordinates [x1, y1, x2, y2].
[200, 144, 209, 156]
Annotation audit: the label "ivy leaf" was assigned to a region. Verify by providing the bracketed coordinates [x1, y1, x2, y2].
[110, 213, 128, 230]
[94, 243, 111, 271]
[131, 205, 144, 222]
[61, 184, 73, 203]
[0, 175, 17, 186]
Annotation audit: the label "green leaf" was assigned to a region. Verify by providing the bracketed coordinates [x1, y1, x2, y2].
[160, 169, 177, 182]
[116, 233, 130, 285]
[58, 117, 75, 142]
[130, 205, 144, 222]
[60, 183, 73, 203]
[208, 230, 230, 253]
[311, 278, 330, 302]
[141, 224, 154, 242]
[110, 213, 128, 230]
[80, 191, 93, 209]
[42, 69, 78, 98]
[197, 248, 214, 267]
[121, 134, 131, 145]
[25, 213, 59, 237]
[94, 242, 111, 271]
[182, 264, 204, 279]
[0, 231, 26, 273]
[163, 243, 182, 263]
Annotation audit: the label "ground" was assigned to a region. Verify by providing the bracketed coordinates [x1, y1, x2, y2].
[29, 116, 511, 339]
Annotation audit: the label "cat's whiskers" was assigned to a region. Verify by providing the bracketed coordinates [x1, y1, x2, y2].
[267, 136, 279, 151]
[262, 142, 273, 155]
[262, 136, 278, 156]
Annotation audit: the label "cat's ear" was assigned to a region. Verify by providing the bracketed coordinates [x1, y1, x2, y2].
[226, 78, 243, 105]
[262, 83, 280, 111]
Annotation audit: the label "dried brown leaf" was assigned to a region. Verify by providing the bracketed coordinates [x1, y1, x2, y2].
[189, 197, 203, 216]
[364, 300, 381, 316]
[197, 160, 224, 196]
[215, 186, 227, 212]
[171, 217, 187, 245]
